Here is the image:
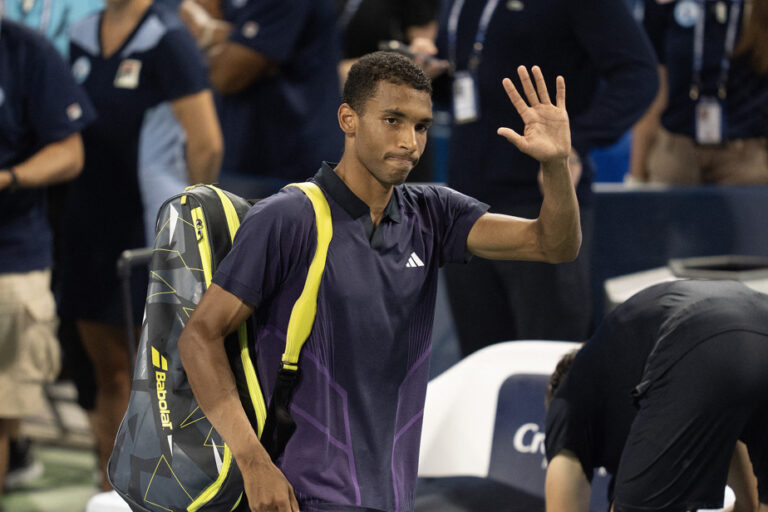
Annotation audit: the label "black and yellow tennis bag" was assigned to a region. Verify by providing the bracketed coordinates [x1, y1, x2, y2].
[108, 183, 332, 512]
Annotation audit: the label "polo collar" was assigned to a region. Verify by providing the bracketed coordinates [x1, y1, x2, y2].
[313, 162, 401, 223]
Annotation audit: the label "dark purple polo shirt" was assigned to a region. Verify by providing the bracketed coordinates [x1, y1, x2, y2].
[213, 162, 488, 511]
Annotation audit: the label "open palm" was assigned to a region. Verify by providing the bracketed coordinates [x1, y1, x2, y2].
[497, 66, 571, 164]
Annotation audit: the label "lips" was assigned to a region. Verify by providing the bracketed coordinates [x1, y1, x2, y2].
[386, 154, 417, 167]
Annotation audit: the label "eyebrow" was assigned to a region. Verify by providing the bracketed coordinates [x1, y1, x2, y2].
[381, 109, 433, 124]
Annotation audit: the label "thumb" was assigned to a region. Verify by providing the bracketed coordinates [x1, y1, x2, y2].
[497, 127, 525, 150]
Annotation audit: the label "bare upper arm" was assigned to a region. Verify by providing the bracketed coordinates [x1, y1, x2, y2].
[207, 42, 275, 95]
[546, 451, 591, 512]
[466, 212, 542, 261]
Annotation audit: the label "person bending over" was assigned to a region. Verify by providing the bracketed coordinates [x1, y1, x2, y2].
[545, 279, 768, 512]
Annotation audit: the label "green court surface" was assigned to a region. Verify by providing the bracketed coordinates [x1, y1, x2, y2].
[1, 444, 97, 512]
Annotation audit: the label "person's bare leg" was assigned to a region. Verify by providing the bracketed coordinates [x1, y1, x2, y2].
[77, 321, 135, 491]
[0, 418, 20, 497]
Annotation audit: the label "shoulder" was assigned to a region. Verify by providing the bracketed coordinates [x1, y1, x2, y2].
[69, 11, 101, 53]
[240, 186, 315, 233]
[151, 4, 198, 45]
[2, 19, 57, 56]
[399, 184, 474, 207]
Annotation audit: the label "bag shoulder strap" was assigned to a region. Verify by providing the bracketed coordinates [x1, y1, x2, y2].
[260, 181, 333, 460]
[282, 181, 333, 368]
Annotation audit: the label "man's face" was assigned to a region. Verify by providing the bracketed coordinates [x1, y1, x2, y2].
[352, 81, 433, 187]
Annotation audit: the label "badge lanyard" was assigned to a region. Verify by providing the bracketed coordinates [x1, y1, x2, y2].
[337, 0, 364, 32]
[447, 0, 502, 75]
[690, 0, 742, 100]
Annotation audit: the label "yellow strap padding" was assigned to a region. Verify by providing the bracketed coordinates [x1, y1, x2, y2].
[282, 182, 333, 366]
[189, 206, 212, 287]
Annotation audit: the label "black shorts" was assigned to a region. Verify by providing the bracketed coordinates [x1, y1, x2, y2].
[613, 330, 768, 511]
[59, 244, 148, 326]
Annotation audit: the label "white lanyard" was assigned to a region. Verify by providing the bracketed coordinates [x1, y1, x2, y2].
[337, 0, 364, 32]
[447, 0, 501, 73]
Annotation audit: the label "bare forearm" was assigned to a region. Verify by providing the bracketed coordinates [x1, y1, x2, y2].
[545, 453, 591, 512]
[728, 441, 759, 512]
[536, 157, 582, 263]
[0, 133, 83, 191]
[186, 144, 221, 185]
[171, 90, 223, 185]
[178, 325, 269, 467]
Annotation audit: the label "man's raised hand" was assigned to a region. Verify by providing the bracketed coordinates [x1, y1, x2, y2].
[497, 66, 571, 165]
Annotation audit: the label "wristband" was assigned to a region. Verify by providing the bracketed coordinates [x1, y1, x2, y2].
[6, 167, 19, 192]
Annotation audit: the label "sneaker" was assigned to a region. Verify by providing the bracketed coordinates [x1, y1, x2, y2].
[4, 438, 44, 491]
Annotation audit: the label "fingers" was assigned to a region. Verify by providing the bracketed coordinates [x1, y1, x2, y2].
[517, 65, 540, 106]
[556, 75, 566, 110]
[531, 66, 551, 104]
[290, 488, 300, 512]
[502, 77, 528, 115]
[497, 127, 525, 150]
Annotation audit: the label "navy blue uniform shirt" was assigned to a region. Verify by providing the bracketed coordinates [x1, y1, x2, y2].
[644, 0, 768, 140]
[435, 0, 658, 206]
[218, 0, 343, 181]
[213, 163, 488, 511]
[0, 19, 95, 274]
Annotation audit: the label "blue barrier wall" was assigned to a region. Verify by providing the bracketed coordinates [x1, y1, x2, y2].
[591, 184, 768, 323]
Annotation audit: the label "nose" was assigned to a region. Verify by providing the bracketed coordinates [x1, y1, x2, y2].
[398, 125, 418, 153]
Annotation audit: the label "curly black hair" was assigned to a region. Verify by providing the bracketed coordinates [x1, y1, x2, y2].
[343, 51, 432, 114]
[545, 347, 582, 408]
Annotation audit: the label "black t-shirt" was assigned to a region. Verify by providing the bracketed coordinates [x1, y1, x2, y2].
[545, 279, 768, 480]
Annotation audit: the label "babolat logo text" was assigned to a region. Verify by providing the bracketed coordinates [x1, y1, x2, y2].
[151, 347, 173, 430]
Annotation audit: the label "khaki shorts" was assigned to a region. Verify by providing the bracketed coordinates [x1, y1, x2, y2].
[648, 128, 768, 185]
[0, 269, 61, 418]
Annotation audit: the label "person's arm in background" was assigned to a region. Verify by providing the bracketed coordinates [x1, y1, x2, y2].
[545, 451, 592, 512]
[566, 0, 659, 168]
[171, 90, 223, 185]
[628, 65, 667, 182]
[726, 441, 759, 512]
[178, 0, 288, 95]
[628, 0, 673, 183]
[0, 133, 84, 191]
[178, 284, 300, 512]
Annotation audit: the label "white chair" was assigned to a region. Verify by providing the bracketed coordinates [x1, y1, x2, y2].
[419, 340, 580, 481]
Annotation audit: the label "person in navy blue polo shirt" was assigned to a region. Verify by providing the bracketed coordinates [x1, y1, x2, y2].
[545, 280, 768, 512]
[179, 0, 343, 190]
[0, 17, 94, 497]
[436, 0, 659, 353]
[61, 0, 222, 490]
[178, 51, 582, 511]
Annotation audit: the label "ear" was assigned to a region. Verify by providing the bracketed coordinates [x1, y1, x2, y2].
[338, 103, 357, 136]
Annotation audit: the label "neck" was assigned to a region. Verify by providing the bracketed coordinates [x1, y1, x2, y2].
[334, 157, 394, 227]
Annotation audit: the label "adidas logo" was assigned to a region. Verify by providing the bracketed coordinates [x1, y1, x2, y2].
[406, 252, 424, 268]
